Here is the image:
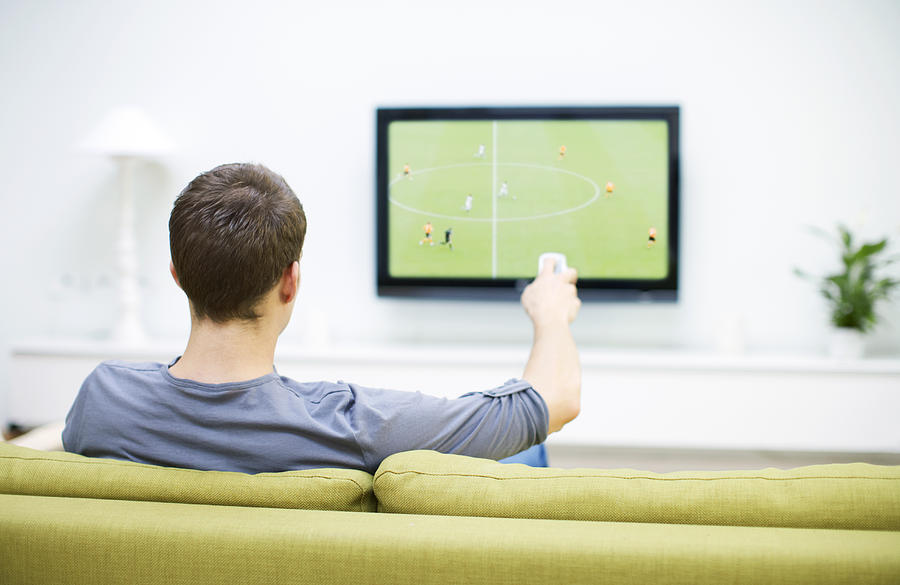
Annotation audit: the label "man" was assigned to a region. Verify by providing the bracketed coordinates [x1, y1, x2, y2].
[419, 221, 434, 246]
[440, 227, 453, 250]
[62, 163, 581, 474]
[498, 180, 515, 200]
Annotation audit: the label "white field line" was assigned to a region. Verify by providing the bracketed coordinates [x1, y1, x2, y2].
[492, 120, 498, 278]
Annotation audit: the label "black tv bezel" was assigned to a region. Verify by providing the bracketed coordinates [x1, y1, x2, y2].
[376, 106, 680, 301]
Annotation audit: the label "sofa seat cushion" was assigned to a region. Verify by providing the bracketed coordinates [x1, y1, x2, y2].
[0, 443, 376, 512]
[374, 450, 900, 530]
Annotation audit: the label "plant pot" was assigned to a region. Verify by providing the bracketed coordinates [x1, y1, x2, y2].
[827, 327, 866, 360]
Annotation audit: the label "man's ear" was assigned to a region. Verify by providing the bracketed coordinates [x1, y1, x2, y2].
[169, 261, 181, 288]
[280, 261, 300, 304]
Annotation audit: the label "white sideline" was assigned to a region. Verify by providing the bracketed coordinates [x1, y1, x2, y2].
[491, 120, 498, 278]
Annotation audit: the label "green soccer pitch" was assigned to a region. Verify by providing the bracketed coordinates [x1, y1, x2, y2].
[387, 119, 670, 280]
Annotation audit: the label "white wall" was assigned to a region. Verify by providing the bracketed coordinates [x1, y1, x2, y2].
[1, 1, 899, 427]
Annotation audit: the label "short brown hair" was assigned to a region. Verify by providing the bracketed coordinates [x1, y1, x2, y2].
[169, 163, 306, 322]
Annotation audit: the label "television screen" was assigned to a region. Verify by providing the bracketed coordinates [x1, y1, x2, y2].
[376, 106, 679, 300]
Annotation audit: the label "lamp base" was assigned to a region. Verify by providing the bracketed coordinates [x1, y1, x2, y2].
[111, 314, 146, 346]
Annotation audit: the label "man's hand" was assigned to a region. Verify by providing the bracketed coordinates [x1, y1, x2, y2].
[521, 257, 581, 329]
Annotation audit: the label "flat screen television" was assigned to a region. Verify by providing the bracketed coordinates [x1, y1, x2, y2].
[376, 106, 680, 301]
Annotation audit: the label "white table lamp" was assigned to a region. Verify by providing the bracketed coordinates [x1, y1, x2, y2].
[80, 106, 174, 345]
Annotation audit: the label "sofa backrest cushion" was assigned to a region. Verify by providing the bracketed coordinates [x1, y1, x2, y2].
[374, 450, 900, 530]
[0, 443, 376, 512]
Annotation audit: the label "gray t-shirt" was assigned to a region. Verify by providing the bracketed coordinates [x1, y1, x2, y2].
[62, 359, 549, 474]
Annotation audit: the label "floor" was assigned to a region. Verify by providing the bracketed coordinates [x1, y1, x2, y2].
[545, 444, 900, 472]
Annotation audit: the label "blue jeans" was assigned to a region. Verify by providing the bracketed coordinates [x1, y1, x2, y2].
[498, 443, 548, 467]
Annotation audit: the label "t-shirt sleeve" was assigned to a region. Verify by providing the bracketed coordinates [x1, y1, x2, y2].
[61, 367, 99, 453]
[344, 378, 549, 471]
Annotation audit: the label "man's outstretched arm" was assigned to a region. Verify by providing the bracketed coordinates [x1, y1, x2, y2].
[521, 257, 582, 433]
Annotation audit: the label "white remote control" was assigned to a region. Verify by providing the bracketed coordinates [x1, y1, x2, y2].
[538, 252, 567, 275]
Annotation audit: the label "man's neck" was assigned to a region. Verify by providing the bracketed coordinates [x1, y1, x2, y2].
[169, 317, 279, 384]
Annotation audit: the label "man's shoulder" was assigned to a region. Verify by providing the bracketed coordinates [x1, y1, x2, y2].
[275, 376, 355, 401]
[84, 360, 165, 386]
[95, 359, 165, 372]
[89, 360, 165, 378]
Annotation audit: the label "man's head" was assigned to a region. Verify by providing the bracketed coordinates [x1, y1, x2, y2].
[169, 163, 306, 323]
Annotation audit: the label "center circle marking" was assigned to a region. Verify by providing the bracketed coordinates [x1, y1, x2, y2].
[388, 162, 600, 222]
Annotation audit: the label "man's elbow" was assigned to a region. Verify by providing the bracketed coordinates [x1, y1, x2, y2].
[547, 397, 580, 433]
[561, 397, 581, 426]
[569, 398, 581, 422]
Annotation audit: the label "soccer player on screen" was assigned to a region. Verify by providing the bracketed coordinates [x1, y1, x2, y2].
[647, 227, 657, 248]
[440, 227, 454, 250]
[497, 180, 514, 199]
[463, 194, 473, 213]
[474, 144, 486, 158]
[558, 145, 566, 160]
[605, 181, 614, 198]
[420, 222, 434, 246]
[403, 163, 412, 180]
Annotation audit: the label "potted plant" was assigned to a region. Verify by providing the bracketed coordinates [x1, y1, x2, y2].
[795, 225, 899, 359]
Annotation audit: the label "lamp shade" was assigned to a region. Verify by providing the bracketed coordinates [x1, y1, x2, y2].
[80, 106, 174, 157]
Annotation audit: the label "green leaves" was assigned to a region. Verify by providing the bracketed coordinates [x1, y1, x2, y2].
[797, 225, 899, 333]
[839, 224, 852, 249]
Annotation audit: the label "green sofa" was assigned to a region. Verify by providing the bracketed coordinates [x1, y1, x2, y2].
[2, 443, 899, 584]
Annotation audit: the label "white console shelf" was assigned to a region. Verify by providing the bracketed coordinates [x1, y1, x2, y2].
[8, 339, 900, 454]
